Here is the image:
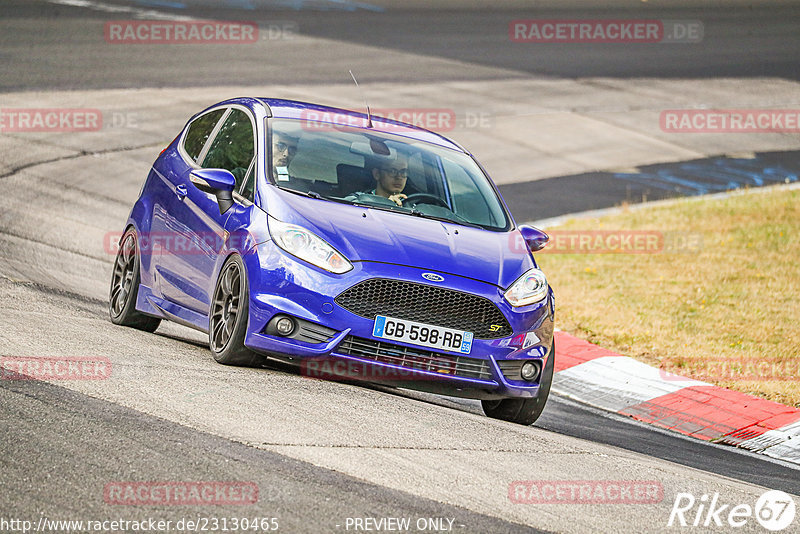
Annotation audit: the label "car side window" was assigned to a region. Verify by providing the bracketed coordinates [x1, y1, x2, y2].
[183, 109, 226, 162]
[201, 109, 255, 193]
[240, 159, 256, 201]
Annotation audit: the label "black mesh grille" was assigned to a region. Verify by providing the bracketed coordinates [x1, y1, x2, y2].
[293, 322, 336, 344]
[337, 336, 494, 381]
[335, 278, 512, 339]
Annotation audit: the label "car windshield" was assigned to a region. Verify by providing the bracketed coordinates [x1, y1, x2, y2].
[268, 118, 510, 231]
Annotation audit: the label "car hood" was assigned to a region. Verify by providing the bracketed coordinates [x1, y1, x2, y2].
[268, 189, 534, 289]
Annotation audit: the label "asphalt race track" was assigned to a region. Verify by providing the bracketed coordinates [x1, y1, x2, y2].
[1, 1, 799, 533]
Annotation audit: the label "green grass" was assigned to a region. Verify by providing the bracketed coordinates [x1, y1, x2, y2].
[536, 186, 800, 407]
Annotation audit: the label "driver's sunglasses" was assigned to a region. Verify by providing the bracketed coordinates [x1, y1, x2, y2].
[274, 141, 298, 155]
[380, 167, 408, 178]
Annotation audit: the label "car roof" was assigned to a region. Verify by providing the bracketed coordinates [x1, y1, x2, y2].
[257, 97, 465, 152]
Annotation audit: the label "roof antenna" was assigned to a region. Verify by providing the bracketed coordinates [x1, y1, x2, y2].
[349, 70, 373, 128]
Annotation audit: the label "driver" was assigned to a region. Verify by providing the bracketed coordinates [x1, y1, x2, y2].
[367, 153, 408, 206]
[272, 131, 299, 181]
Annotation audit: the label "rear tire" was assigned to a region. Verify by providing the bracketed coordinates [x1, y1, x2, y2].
[209, 254, 263, 367]
[482, 339, 555, 425]
[109, 228, 161, 332]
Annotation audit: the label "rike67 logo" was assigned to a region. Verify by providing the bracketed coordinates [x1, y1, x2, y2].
[668, 490, 796, 531]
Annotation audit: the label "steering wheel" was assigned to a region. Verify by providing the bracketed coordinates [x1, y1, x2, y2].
[401, 193, 448, 208]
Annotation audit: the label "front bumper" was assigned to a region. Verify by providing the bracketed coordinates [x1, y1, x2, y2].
[243, 241, 555, 400]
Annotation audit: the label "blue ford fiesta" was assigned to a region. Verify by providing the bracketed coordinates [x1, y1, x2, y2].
[110, 97, 555, 425]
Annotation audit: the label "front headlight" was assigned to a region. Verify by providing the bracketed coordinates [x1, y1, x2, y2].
[269, 217, 353, 274]
[504, 268, 548, 307]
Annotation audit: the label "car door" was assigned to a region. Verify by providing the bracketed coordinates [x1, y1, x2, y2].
[157, 106, 257, 316]
[149, 107, 226, 310]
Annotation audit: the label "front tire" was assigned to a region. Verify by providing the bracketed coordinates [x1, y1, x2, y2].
[109, 228, 161, 332]
[482, 339, 555, 425]
[209, 255, 263, 367]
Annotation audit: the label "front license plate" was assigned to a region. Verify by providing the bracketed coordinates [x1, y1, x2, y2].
[372, 315, 474, 354]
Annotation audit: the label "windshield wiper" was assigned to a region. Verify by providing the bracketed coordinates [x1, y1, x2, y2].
[280, 186, 326, 200]
[356, 202, 484, 229]
[407, 211, 485, 230]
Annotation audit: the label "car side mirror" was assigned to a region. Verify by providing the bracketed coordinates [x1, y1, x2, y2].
[190, 168, 236, 215]
[518, 225, 549, 252]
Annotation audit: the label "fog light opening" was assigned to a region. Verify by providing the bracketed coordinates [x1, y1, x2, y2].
[521, 360, 542, 382]
[274, 316, 296, 336]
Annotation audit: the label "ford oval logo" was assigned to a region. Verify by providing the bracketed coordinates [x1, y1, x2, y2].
[422, 273, 444, 282]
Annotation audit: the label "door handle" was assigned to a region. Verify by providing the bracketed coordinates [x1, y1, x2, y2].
[175, 184, 188, 200]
